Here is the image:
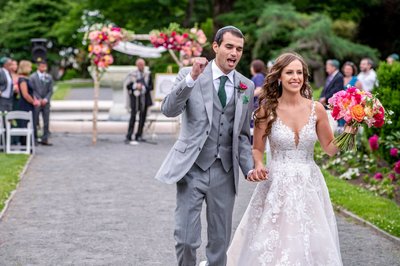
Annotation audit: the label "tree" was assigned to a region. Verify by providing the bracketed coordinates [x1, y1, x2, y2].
[0, 0, 71, 63]
[222, 2, 379, 86]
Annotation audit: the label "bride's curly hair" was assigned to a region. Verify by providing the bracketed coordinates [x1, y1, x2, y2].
[254, 52, 313, 139]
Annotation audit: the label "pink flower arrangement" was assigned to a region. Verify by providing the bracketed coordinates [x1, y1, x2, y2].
[150, 23, 207, 66]
[86, 24, 125, 69]
[328, 86, 386, 151]
[390, 148, 398, 157]
[369, 134, 379, 151]
[373, 172, 383, 180]
[394, 161, 400, 174]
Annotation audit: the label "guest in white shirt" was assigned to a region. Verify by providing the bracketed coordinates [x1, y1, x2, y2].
[358, 58, 377, 92]
[0, 57, 14, 112]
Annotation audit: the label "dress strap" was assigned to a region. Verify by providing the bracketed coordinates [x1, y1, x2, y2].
[310, 100, 317, 121]
[311, 100, 316, 115]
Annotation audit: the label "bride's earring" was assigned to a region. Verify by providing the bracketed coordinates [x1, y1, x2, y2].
[278, 80, 281, 86]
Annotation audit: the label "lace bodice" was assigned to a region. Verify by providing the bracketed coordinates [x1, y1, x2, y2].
[269, 101, 317, 164]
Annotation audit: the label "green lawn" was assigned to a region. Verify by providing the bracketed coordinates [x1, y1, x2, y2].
[52, 81, 94, 100]
[324, 169, 400, 237]
[0, 154, 30, 212]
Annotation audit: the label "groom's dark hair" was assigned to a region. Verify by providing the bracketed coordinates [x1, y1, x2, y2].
[214, 26, 244, 46]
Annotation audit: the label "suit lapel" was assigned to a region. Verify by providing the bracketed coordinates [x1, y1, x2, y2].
[233, 71, 243, 135]
[199, 64, 213, 127]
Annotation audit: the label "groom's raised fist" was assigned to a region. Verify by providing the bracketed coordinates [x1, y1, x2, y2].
[190, 57, 208, 81]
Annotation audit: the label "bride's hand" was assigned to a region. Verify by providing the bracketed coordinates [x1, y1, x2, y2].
[247, 167, 268, 182]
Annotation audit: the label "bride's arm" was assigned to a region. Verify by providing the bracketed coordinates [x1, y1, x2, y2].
[250, 107, 268, 181]
[315, 102, 339, 156]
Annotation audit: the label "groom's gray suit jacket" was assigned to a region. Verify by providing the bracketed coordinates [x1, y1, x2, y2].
[155, 62, 254, 193]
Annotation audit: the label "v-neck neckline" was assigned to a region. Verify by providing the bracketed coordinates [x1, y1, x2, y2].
[276, 101, 315, 148]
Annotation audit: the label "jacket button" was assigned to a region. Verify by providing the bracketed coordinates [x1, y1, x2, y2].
[215, 154, 217, 158]
[219, 133, 222, 136]
[206, 131, 209, 135]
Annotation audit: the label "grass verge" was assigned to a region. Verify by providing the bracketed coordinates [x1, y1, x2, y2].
[0, 154, 30, 212]
[324, 169, 400, 237]
[53, 81, 94, 100]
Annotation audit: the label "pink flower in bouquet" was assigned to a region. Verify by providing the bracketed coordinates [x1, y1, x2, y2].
[89, 31, 100, 42]
[369, 134, 379, 151]
[196, 29, 207, 45]
[373, 106, 385, 128]
[174, 35, 185, 45]
[373, 172, 383, 180]
[388, 173, 396, 182]
[390, 148, 399, 157]
[331, 106, 341, 120]
[394, 161, 400, 174]
[102, 45, 111, 54]
[92, 44, 102, 55]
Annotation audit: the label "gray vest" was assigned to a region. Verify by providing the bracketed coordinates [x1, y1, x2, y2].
[195, 89, 236, 172]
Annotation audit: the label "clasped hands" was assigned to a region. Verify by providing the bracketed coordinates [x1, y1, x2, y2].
[247, 167, 269, 182]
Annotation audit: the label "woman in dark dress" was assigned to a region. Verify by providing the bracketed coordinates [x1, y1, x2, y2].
[17, 60, 39, 144]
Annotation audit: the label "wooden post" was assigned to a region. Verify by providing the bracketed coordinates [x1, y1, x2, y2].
[92, 68, 100, 145]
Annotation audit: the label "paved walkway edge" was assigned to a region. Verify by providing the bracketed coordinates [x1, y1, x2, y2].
[335, 205, 400, 245]
[0, 155, 34, 221]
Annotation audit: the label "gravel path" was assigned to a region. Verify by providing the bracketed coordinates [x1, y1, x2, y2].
[0, 134, 399, 265]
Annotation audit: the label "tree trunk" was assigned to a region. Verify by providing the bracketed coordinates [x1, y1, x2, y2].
[212, 0, 235, 32]
[313, 67, 326, 89]
[183, 0, 195, 28]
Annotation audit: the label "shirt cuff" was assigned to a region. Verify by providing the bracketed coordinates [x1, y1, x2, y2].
[246, 169, 254, 178]
[185, 73, 197, 88]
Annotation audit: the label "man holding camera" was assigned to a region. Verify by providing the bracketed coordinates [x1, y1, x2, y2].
[124, 58, 153, 144]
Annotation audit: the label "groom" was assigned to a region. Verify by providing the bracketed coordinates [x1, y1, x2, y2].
[155, 26, 254, 266]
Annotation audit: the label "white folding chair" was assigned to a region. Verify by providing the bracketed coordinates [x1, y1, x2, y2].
[5, 111, 35, 154]
[0, 112, 5, 152]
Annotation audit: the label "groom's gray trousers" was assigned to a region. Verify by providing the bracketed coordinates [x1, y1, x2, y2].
[174, 160, 235, 266]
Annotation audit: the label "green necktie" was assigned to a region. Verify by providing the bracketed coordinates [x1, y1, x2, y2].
[218, 75, 228, 108]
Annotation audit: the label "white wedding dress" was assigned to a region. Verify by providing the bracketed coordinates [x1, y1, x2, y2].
[227, 101, 342, 266]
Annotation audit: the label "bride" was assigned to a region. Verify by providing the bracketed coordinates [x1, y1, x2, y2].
[227, 52, 352, 265]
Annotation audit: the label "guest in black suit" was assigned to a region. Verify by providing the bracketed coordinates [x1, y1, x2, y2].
[30, 61, 53, 146]
[319, 59, 343, 108]
[124, 58, 153, 144]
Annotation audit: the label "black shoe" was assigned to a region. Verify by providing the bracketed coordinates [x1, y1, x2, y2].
[41, 141, 53, 146]
[135, 136, 146, 142]
[124, 139, 131, 144]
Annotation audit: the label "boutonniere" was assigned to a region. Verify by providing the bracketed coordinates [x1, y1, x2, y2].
[236, 81, 249, 104]
[236, 81, 248, 93]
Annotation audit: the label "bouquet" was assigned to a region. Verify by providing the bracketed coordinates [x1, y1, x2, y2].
[328, 86, 386, 151]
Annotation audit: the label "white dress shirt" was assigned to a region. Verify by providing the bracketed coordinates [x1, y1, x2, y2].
[357, 69, 377, 92]
[37, 71, 45, 81]
[185, 60, 235, 103]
